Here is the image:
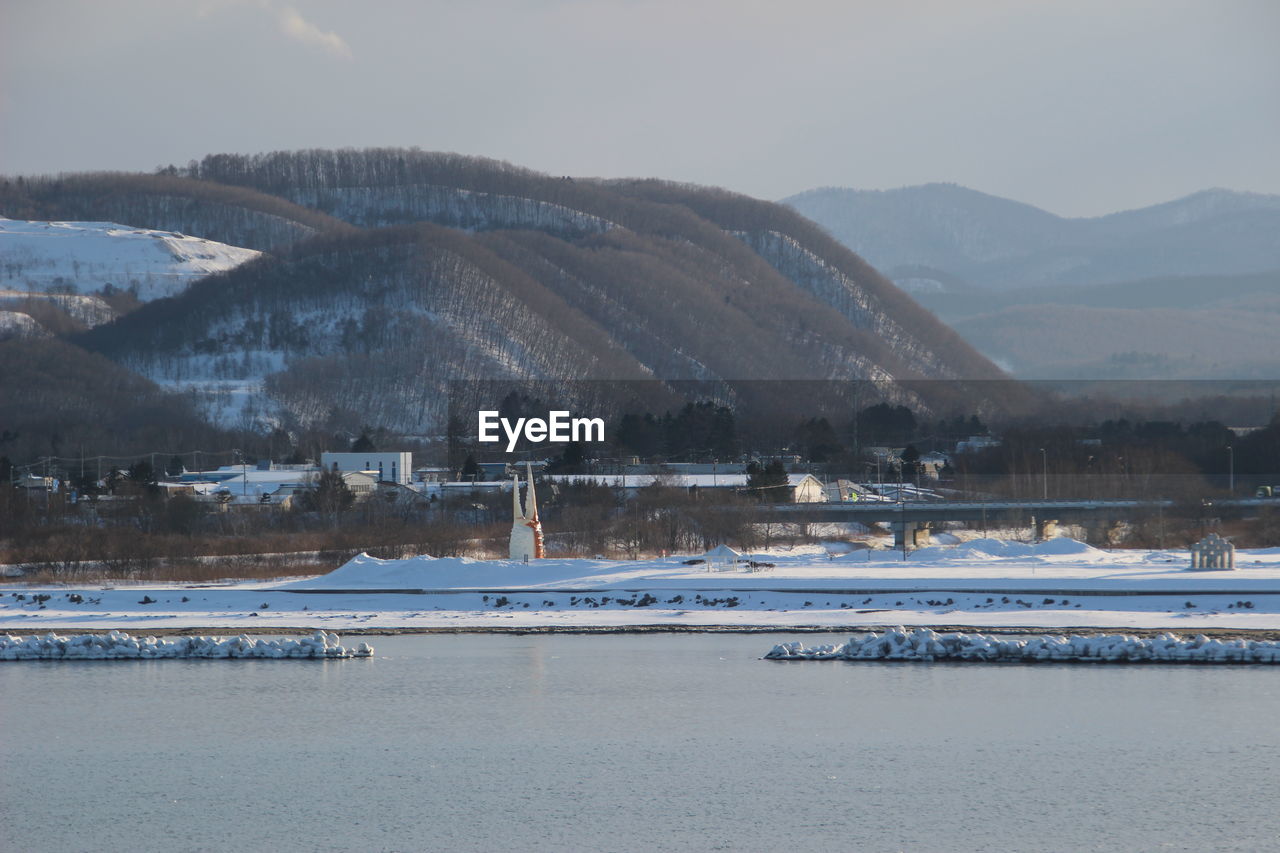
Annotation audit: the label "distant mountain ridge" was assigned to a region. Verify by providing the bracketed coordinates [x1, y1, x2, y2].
[784, 183, 1280, 380]
[783, 183, 1280, 291]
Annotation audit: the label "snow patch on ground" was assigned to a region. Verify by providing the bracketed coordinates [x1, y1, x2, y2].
[907, 537, 1102, 562]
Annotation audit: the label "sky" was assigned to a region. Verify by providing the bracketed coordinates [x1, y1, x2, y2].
[1, 0, 1277, 218]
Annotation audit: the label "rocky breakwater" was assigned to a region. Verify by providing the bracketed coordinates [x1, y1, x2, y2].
[1, 630, 373, 660]
[766, 627, 1280, 664]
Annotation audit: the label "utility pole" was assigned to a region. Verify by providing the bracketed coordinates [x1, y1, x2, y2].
[901, 492, 908, 562]
[1040, 448, 1048, 501]
[851, 382, 861, 462]
[1227, 445, 1234, 496]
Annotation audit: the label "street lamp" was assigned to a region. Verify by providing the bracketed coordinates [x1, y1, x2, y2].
[1039, 448, 1047, 501]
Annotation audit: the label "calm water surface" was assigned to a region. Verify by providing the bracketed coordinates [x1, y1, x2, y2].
[2, 633, 1279, 853]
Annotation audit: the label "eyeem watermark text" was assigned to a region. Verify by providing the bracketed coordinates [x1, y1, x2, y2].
[477, 411, 605, 452]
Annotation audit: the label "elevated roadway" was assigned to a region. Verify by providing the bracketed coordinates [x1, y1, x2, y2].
[762, 497, 1269, 546]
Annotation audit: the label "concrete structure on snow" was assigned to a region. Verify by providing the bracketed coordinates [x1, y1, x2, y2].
[510, 461, 545, 561]
[1189, 533, 1235, 570]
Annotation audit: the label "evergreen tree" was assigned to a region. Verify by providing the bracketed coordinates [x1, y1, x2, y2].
[549, 441, 586, 473]
[127, 459, 156, 484]
[900, 444, 922, 483]
[300, 468, 354, 520]
[166, 455, 185, 477]
[796, 417, 842, 463]
[856, 403, 917, 444]
[460, 454, 480, 482]
[615, 412, 662, 458]
[746, 459, 791, 503]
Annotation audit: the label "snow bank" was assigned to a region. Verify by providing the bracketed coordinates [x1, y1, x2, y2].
[288, 553, 490, 589]
[908, 537, 1101, 562]
[1030, 538, 1100, 556]
[0, 630, 372, 660]
[766, 627, 1280, 664]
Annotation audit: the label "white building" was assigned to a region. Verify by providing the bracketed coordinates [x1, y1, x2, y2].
[321, 452, 412, 485]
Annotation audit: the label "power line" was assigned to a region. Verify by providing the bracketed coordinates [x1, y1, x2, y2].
[8, 450, 243, 478]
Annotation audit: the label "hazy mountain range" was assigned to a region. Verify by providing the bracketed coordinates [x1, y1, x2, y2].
[784, 184, 1280, 379]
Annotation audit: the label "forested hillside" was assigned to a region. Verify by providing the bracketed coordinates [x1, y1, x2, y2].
[0, 173, 354, 252]
[0, 338, 231, 462]
[5, 149, 1017, 446]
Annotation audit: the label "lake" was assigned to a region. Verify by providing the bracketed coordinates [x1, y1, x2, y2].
[2, 633, 1278, 852]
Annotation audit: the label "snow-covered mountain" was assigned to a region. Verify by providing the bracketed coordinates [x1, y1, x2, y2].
[19, 149, 1014, 435]
[0, 217, 260, 302]
[1, 150, 1025, 443]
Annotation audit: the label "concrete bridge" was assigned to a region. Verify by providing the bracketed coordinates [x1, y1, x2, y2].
[761, 497, 1264, 548]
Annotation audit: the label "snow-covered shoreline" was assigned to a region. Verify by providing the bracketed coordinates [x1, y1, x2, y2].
[5, 538, 1280, 633]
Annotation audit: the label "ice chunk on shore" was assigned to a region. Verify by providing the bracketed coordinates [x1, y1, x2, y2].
[0, 631, 373, 660]
[765, 627, 1280, 664]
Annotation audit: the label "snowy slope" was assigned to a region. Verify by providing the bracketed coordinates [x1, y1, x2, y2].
[0, 310, 46, 340]
[0, 217, 260, 302]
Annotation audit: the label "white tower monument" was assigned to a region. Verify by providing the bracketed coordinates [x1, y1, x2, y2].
[509, 461, 545, 561]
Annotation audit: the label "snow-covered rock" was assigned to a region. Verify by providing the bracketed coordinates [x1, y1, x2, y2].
[766, 627, 1280, 664]
[0, 630, 372, 660]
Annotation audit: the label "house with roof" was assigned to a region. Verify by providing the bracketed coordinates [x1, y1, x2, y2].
[822, 479, 885, 503]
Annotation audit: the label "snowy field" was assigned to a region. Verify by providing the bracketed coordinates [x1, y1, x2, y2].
[0, 217, 259, 302]
[5, 538, 1280, 633]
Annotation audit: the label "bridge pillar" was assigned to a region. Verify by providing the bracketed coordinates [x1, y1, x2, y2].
[1085, 520, 1122, 546]
[894, 521, 931, 549]
[1035, 518, 1059, 541]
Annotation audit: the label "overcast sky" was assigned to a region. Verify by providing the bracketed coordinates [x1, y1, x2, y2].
[1, 0, 1276, 217]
